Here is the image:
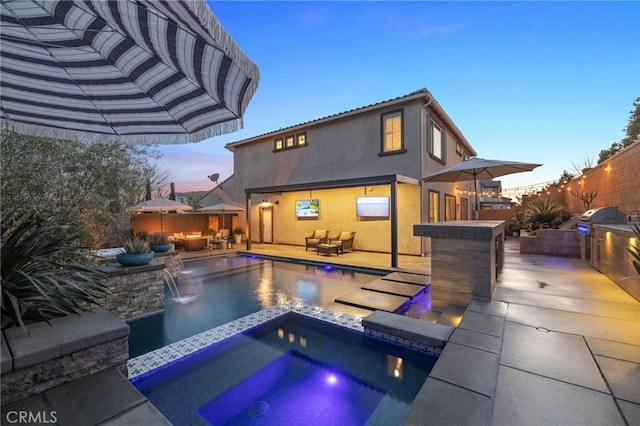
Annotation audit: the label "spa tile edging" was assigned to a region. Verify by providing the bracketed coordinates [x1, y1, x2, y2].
[128, 301, 446, 380]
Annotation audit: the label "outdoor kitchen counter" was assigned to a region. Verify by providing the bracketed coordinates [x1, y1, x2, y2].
[414, 220, 505, 305]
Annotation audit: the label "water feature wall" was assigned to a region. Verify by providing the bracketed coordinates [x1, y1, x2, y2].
[97, 251, 182, 320]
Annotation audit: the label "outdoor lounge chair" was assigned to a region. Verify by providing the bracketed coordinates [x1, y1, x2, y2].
[305, 230, 329, 251]
[329, 231, 356, 254]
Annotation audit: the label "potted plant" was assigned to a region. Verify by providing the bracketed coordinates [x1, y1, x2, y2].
[116, 238, 154, 266]
[147, 232, 171, 252]
[232, 227, 244, 244]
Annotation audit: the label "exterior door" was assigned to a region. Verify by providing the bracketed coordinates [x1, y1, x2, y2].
[261, 206, 273, 243]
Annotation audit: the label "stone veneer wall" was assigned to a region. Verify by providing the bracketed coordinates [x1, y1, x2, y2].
[97, 251, 181, 320]
[520, 229, 581, 257]
[1, 309, 128, 405]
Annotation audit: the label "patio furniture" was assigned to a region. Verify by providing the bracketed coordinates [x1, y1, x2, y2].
[305, 230, 329, 251]
[329, 231, 356, 254]
[317, 243, 339, 257]
[210, 229, 230, 249]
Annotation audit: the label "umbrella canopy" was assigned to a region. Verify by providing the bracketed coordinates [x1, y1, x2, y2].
[422, 157, 542, 219]
[0, 0, 259, 145]
[127, 198, 193, 213]
[198, 203, 245, 213]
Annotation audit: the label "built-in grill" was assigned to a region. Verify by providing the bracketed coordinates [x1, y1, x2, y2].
[577, 206, 626, 236]
[578, 206, 627, 265]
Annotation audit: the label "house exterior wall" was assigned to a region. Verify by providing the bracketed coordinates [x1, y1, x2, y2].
[253, 184, 422, 254]
[219, 90, 477, 255]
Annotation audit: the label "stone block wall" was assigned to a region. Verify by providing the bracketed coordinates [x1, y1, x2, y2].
[520, 229, 581, 257]
[1, 309, 128, 405]
[565, 141, 639, 215]
[98, 262, 165, 320]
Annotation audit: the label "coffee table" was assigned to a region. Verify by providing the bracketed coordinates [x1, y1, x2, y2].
[317, 243, 339, 256]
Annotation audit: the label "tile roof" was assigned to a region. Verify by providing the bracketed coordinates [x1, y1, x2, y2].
[225, 88, 474, 155]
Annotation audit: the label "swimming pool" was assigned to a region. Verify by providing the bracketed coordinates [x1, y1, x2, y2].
[131, 312, 437, 425]
[127, 256, 386, 357]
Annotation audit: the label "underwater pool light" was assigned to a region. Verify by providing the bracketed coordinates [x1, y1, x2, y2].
[322, 265, 333, 271]
[326, 373, 338, 386]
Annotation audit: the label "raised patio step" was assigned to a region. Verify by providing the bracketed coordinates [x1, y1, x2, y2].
[362, 278, 426, 299]
[382, 272, 430, 286]
[335, 289, 410, 313]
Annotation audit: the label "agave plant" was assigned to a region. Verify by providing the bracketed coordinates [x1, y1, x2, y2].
[627, 224, 640, 276]
[147, 232, 170, 246]
[121, 238, 150, 254]
[1, 215, 107, 333]
[522, 198, 570, 230]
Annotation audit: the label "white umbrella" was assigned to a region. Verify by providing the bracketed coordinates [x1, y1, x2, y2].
[422, 157, 542, 219]
[0, 0, 259, 145]
[198, 203, 246, 213]
[199, 203, 245, 230]
[127, 198, 193, 213]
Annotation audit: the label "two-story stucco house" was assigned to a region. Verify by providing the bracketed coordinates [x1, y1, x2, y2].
[203, 88, 478, 266]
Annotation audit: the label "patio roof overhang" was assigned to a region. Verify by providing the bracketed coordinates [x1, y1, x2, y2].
[243, 174, 420, 268]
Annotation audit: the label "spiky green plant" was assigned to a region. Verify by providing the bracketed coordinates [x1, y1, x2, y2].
[626, 224, 640, 276]
[121, 238, 150, 254]
[1, 215, 107, 333]
[522, 198, 570, 230]
[147, 232, 169, 246]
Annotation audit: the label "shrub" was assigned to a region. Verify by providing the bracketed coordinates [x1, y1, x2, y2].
[523, 198, 570, 230]
[1, 214, 106, 333]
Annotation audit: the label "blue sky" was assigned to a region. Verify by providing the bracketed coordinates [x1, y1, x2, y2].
[157, 1, 639, 199]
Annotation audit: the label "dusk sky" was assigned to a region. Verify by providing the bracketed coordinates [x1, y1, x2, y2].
[156, 1, 639, 200]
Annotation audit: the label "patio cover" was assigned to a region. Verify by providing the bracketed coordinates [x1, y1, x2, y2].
[0, 0, 259, 145]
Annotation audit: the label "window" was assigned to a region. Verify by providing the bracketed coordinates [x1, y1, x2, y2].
[431, 121, 444, 161]
[429, 191, 440, 223]
[274, 132, 307, 152]
[445, 194, 456, 221]
[456, 142, 462, 156]
[381, 111, 405, 154]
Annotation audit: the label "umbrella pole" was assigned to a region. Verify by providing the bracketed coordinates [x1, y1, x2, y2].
[474, 175, 479, 221]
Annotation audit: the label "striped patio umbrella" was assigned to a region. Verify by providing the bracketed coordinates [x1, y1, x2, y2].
[0, 0, 259, 145]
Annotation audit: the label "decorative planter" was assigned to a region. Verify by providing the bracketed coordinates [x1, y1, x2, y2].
[234, 234, 242, 244]
[116, 251, 154, 266]
[150, 244, 171, 253]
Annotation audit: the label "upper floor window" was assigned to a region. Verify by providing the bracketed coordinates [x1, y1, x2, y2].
[274, 132, 307, 152]
[430, 121, 445, 162]
[380, 110, 405, 155]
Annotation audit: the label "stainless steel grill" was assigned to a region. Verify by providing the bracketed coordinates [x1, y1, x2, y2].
[577, 206, 626, 236]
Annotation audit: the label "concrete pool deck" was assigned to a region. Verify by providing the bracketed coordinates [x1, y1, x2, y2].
[3, 237, 639, 424]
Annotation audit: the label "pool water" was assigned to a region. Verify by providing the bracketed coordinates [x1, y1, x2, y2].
[127, 256, 383, 357]
[132, 313, 436, 426]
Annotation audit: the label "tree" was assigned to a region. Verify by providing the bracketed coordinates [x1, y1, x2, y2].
[598, 97, 640, 163]
[0, 130, 164, 247]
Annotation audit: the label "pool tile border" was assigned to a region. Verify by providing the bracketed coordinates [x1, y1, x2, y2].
[127, 301, 365, 379]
